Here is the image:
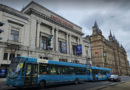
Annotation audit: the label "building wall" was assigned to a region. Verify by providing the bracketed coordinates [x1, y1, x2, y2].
[0, 1, 92, 77]
[90, 22, 129, 75]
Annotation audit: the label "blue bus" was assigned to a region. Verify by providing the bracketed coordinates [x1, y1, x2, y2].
[87, 65, 111, 81]
[6, 56, 87, 88]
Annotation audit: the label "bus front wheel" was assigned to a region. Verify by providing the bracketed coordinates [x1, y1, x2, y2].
[39, 81, 46, 89]
[75, 79, 78, 85]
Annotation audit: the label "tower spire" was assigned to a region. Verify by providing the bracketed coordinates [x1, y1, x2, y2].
[92, 20, 101, 34]
[109, 29, 112, 37]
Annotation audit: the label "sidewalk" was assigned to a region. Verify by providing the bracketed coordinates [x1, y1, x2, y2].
[0, 78, 6, 82]
[99, 81, 130, 90]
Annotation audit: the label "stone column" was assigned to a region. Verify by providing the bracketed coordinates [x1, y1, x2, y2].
[66, 33, 69, 54]
[52, 27, 55, 51]
[69, 34, 71, 54]
[15, 54, 17, 57]
[39, 35, 42, 48]
[36, 21, 41, 47]
[78, 37, 79, 45]
[8, 53, 10, 61]
[56, 28, 59, 51]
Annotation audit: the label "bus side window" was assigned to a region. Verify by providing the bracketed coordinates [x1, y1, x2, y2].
[49, 64, 57, 75]
[69, 66, 75, 75]
[57, 65, 62, 75]
[39, 64, 49, 75]
[95, 69, 98, 74]
[62, 66, 69, 75]
[75, 67, 80, 75]
[98, 69, 101, 75]
[108, 70, 110, 74]
[103, 70, 106, 75]
[80, 67, 86, 75]
[106, 70, 108, 74]
[101, 70, 103, 75]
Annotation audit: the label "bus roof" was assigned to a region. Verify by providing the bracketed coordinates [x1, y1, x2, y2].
[17, 56, 86, 67]
[90, 66, 111, 70]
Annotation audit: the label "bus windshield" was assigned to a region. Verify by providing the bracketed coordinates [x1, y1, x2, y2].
[8, 57, 24, 79]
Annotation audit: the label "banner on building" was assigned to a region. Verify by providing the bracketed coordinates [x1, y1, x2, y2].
[0, 69, 5, 76]
[61, 42, 67, 53]
[76, 45, 82, 55]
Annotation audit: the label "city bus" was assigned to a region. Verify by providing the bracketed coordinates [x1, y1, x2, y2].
[87, 65, 111, 81]
[6, 56, 87, 88]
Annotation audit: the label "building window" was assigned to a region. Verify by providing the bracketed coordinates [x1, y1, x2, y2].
[3, 53, 8, 60]
[72, 45, 76, 55]
[41, 36, 47, 50]
[75, 60, 79, 64]
[59, 59, 67, 62]
[17, 54, 20, 56]
[10, 30, 19, 42]
[105, 58, 107, 62]
[59, 41, 67, 53]
[9, 53, 15, 60]
[86, 50, 88, 56]
[104, 52, 106, 56]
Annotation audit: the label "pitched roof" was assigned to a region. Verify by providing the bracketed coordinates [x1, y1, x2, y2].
[93, 21, 101, 34]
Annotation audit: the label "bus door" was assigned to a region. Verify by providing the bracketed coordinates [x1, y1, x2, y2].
[24, 63, 38, 86]
[92, 69, 96, 81]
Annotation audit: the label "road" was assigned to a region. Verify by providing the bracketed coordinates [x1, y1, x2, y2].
[0, 76, 130, 90]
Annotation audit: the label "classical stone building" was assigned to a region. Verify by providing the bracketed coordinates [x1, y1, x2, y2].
[0, 1, 92, 77]
[90, 21, 129, 75]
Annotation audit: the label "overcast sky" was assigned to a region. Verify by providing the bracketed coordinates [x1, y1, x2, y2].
[0, 0, 130, 64]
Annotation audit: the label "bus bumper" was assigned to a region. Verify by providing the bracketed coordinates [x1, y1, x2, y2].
[6, 81, 23, 88]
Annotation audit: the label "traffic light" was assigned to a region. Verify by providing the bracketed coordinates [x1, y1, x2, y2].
[0, 21, 4, 40]
[47, 35, 53, 48]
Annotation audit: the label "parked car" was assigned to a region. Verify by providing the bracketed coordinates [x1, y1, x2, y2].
[108, 75, 121, 82]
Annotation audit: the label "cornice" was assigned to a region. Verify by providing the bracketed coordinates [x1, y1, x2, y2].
[24, 8, 84, 36]
[0, 4, 28, 21]
[21, 1, 82, 29]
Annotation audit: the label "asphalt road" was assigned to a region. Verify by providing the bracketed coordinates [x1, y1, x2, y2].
[0, 76, 130, 90]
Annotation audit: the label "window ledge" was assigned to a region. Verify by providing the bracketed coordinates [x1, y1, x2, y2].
[7, 40, 22, 46]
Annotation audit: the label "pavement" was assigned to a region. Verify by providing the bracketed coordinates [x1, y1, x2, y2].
[99, 81, 130, 90]
[0, 78, 6, 82]
[1, 77, 130, 90]
[86, 81, 130, 90]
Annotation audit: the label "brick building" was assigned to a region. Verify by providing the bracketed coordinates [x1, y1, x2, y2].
[90, 21, 129, 75]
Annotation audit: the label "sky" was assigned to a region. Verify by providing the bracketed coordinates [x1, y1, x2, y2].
[0, 0, 130, 64]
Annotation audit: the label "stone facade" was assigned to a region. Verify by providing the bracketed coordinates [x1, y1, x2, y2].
[0, 1, 91, 77]
[90, 21, 129, 75]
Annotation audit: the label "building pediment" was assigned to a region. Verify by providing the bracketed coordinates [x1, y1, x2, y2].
[21, 1, 84, 36]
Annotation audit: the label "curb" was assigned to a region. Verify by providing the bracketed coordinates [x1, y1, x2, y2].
[85, 85, 107, 90]
[110, 83, 117, 86]
[96, 85, 107, 90]
[86, 80, 130, 90]
[120, 81, 125, 83]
